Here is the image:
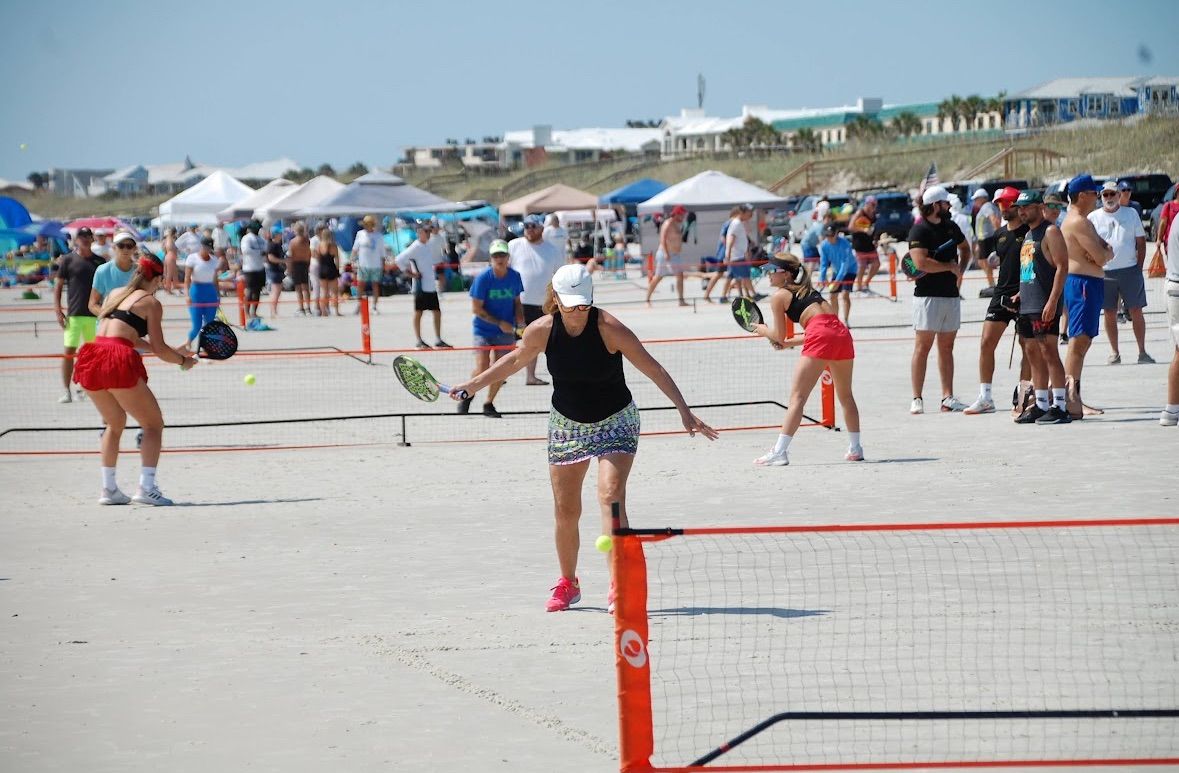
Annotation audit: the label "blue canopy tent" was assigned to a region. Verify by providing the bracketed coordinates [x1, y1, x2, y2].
[599, 178, 668, 205]
[399, 203, 499, 223]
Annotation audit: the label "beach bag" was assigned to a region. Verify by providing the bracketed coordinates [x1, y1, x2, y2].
[1147, 242, 1166, 279]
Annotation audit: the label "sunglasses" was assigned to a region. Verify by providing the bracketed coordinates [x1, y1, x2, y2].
[115, 242, 136, 249]
[523, 223, 542, 229]
[1100, 192, 1118, 198]
[560, 303, 592, 312]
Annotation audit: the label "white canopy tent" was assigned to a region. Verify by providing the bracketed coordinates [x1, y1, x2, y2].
[158, 170, 254, 227]
[254, 176, 345, 223]
[217, 178, 297, 222]
[554, 209, 618, 227]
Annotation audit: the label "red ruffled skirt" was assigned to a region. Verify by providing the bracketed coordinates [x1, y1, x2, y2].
[801, 314, 855, 361]
[73, 336, 149, 390]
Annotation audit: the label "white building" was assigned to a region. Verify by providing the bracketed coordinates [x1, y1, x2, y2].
[405, 126, 661, 170]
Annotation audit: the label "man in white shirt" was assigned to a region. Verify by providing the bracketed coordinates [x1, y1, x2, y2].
[972, 188, 1001, 292]
[542, 214, 569, 259]
[352, 215, 389, 313]
[174, 225, 201, 259]
[1089, 180, 1151, 364]
[238, 221, 267, 320]
[509, 214, 565, 384]
[395, 220, 451, 349]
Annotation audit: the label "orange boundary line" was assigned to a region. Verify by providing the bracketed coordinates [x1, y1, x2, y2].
[644, 757, 1179, 771]
[666, 517, 1179, 537]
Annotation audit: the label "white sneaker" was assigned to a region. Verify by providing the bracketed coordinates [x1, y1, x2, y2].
[75, 388, 87, 401]
[964, 397, 996, 415]
[753, 449, 790, 467]
[845, 447, 865, 462]
[98, 487, 131, 505]
[132, 486, 174, 506]
[941, 396, 968, 412]
[909, 397, 924, 415]
[58, 391, 72, 404]
[1162, 409, 1179, 427]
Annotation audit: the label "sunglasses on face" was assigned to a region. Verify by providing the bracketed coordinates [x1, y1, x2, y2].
[1100, 192, 1118, 198]
[116, 242, 136, 249]
[561, 303, 592, 312]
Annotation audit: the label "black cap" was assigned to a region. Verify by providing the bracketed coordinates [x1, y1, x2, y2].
[247, 220, 262, 233]
[76, 227, 94, 238]
[200, 236, 215, 248]
[823, 224, 838, 236]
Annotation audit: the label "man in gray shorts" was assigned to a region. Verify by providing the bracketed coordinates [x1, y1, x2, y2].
[645, 205, 689, 306]
[905, 186, 971, 414]
[1089, 180, 1152, 364]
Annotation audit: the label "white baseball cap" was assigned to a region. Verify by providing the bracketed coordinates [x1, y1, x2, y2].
[112, 230, 138, 245]
[922, 186, 950, 205]
[971, 188, 990, 200]
[551, 263, 593, 307]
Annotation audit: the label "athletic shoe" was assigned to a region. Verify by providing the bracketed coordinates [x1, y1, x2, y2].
[978, 286, 996, 298]
[940, 396, 968, 412]
[1035, 406, 1072, 425]
[845, 447, 865, 462]
[546, 577, 581, 612]
[75, 388, 87, 401]
[607, 581, 617, 615]
[963, 397, 996, 415]
[753, 449, 789, 467]
[415, 340, 431, 349]
[1161, 409, 1179, 427]
[1107, 353, 1121, 365]
[1014, 405, 1048, 424]
[1059, 332, 1069, 345]
[909, 397, 924, 415]
[456, 396, 472, 415]
[98, 487, 131, 505]
[1137, 352, 1156, 364]
[482, 402, 502, 418]
[58, 391, 72, 404]
[132, 486, 173, 506]
[434, 340, 452, 349]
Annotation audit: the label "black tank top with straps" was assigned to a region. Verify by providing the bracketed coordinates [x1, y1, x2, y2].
[108, 308, 148, 337]
[545, 307, 633, 423]
[785, 288, 825, 323]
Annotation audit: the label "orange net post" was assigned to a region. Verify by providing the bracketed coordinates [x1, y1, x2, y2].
[821, 366, 835, 428]
[358, 296, 372, 362]
[889, 250, 898, 300]
[614, 531, 655, 772]
[236, 275, 247, 327]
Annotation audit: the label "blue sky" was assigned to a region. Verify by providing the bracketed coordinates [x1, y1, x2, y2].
[3, 0, 1177, 180]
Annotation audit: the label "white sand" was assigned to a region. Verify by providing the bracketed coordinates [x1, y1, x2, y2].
[1, 262, 1176, 772]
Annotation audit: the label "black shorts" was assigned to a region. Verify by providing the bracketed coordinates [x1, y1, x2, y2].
[289, 261, 310, 285]
[985, 293, 1019, 324]
[523, 303, 545, 325]
[978, 236, 998, 260]
[266, 267, 285, 286]
[828, 272, 857, 294]
[243, 270, 265, 299]
[1016, 312, 1061, 339]
[414, 291, 440, 311]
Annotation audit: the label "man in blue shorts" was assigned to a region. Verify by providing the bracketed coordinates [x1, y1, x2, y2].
[464, 239, 524, 417]
[799, 217, 826, 270]
[1061, 174, 1115, 418]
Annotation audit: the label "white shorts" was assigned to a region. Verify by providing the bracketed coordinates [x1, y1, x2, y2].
[654, 250, 684, 277]
[1167, 280, 1179, 348]
[913, 296, 961, 333]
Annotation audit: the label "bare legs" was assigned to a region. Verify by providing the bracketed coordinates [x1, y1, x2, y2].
[548, 452, 634, 582]
[88, 381, 164, 472]
[912, 330, 957, 400]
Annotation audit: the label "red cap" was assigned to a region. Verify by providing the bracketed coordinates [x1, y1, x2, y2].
[671, 205, 687, 216]
[993, 186, 1021, 205]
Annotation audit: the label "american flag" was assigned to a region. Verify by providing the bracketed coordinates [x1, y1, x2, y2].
[918, 162, 939, 198]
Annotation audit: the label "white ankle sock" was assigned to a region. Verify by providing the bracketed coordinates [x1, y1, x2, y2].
[139, 467, 157, 490]
[980, 383, 992, 401]
[772, 434, 793, 454]
[1052, 388, 1066, 407]
[1167, 404, 1179, 414]
[102, 467, 117, 490]
[848, 432, 861, 450]
[1035, 390, 1049, 411]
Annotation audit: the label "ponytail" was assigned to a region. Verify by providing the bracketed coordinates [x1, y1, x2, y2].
[99, 256, 162, 318]
[768, 254, 817, 297]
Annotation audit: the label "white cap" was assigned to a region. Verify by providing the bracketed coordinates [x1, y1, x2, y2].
[1101, 180, 1119, 192]
[922, 185, 950, 205]
[112, 230, 138, 244]
[971, 188, 990, 200]
[551, 263, 593, 307]
[816, 200, 831, 215]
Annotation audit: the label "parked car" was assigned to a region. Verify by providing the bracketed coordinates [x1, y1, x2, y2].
[1114, 173, 1174, 218]
[944, 178, 1030, 205]
[866, 191, 914, 239]
[1150, 182, 1179, 240]
[789, 193, 852, 240]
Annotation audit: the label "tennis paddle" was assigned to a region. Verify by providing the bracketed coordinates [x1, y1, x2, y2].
[899, 252, 925, 279]
[731, 297, 764, 332]
[392, 355, 468, 402]
[196, 319, 238, 360]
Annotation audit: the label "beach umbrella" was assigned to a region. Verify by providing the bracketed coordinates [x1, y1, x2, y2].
[63, 216, 141, 237]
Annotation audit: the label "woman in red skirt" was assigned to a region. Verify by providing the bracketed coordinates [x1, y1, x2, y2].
[749, 253, 864, 465]
[73, 253, 196, 505]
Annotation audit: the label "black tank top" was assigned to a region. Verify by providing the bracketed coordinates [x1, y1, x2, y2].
[108, 308, 148, 336]
[1017, 221, 1054, 315]
[546, 308, 633, 423]
[786, 288, 825, 323]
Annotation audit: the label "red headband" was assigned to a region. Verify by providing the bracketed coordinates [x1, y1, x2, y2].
[138, 255, 163, 279]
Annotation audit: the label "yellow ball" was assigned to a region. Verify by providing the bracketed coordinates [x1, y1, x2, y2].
[595, 535, 613, 553]
[244, 374, 256, 386]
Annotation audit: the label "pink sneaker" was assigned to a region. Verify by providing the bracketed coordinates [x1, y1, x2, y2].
[845, 447, 865, 462]
[607, 580, 617, 615]
[545, 577, 581, 612]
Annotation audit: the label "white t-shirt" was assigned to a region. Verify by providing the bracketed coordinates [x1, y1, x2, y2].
[240, 232, 266, 272]
[174, 231, 201, 257]
[212, 226, 229, 250]
[395, 235, 445, 294]
[726, 218, 748, 261]
[975, 202, 999, 239]
[509, 237, 564, 306]
[1088, 205, 1145, 271]
[952, 211, 976, 246]
[542, 225, 569, 257]
[352, 229, 387, 270]
[185, 253, 220, 284]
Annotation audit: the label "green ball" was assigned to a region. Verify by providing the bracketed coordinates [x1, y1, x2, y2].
[244, 374, 256, 386]
[595, 535, 613, 553]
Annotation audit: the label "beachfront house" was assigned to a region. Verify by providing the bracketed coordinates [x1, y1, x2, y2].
[1003, 76, 1179, 128]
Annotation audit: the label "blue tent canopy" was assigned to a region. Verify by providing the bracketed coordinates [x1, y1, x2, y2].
[599, 178, 669, 205]
[0, 196, 33, 230]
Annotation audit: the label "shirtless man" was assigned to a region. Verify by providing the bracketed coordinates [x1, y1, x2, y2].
[1059, 174, 1114, 418]
[287, 223, 314, 315]
[645, 205, 689, 306]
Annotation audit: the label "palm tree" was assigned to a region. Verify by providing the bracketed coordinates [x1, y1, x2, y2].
[938, 95, 966, 133]
[963, 95, 986, 131]
[316, 163, 336, 177]
[846, 114, 887, 142]
[346, 162, 369, 177]
[890, 111, 923, 138]
[794, 128, 821, 154]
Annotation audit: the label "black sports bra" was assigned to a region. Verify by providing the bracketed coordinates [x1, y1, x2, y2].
[109, 307, 148, 337]
[785, 289, 825, 323]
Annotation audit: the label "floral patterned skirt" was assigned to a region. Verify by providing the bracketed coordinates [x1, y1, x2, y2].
[547, 401, 640, 466]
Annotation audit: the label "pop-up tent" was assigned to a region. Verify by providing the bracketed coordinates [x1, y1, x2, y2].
[298, 170, 456, 217]
[599, 178, 668, 205]
[217, 178, 297, 222]
[158, 170, 254, 226]
[636, 170, 789, 214]
[254, 176, 345, 222]
[499, 184, 597, 216]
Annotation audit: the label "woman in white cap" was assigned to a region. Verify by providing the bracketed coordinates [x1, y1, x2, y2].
[450, 264, 718, 613]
